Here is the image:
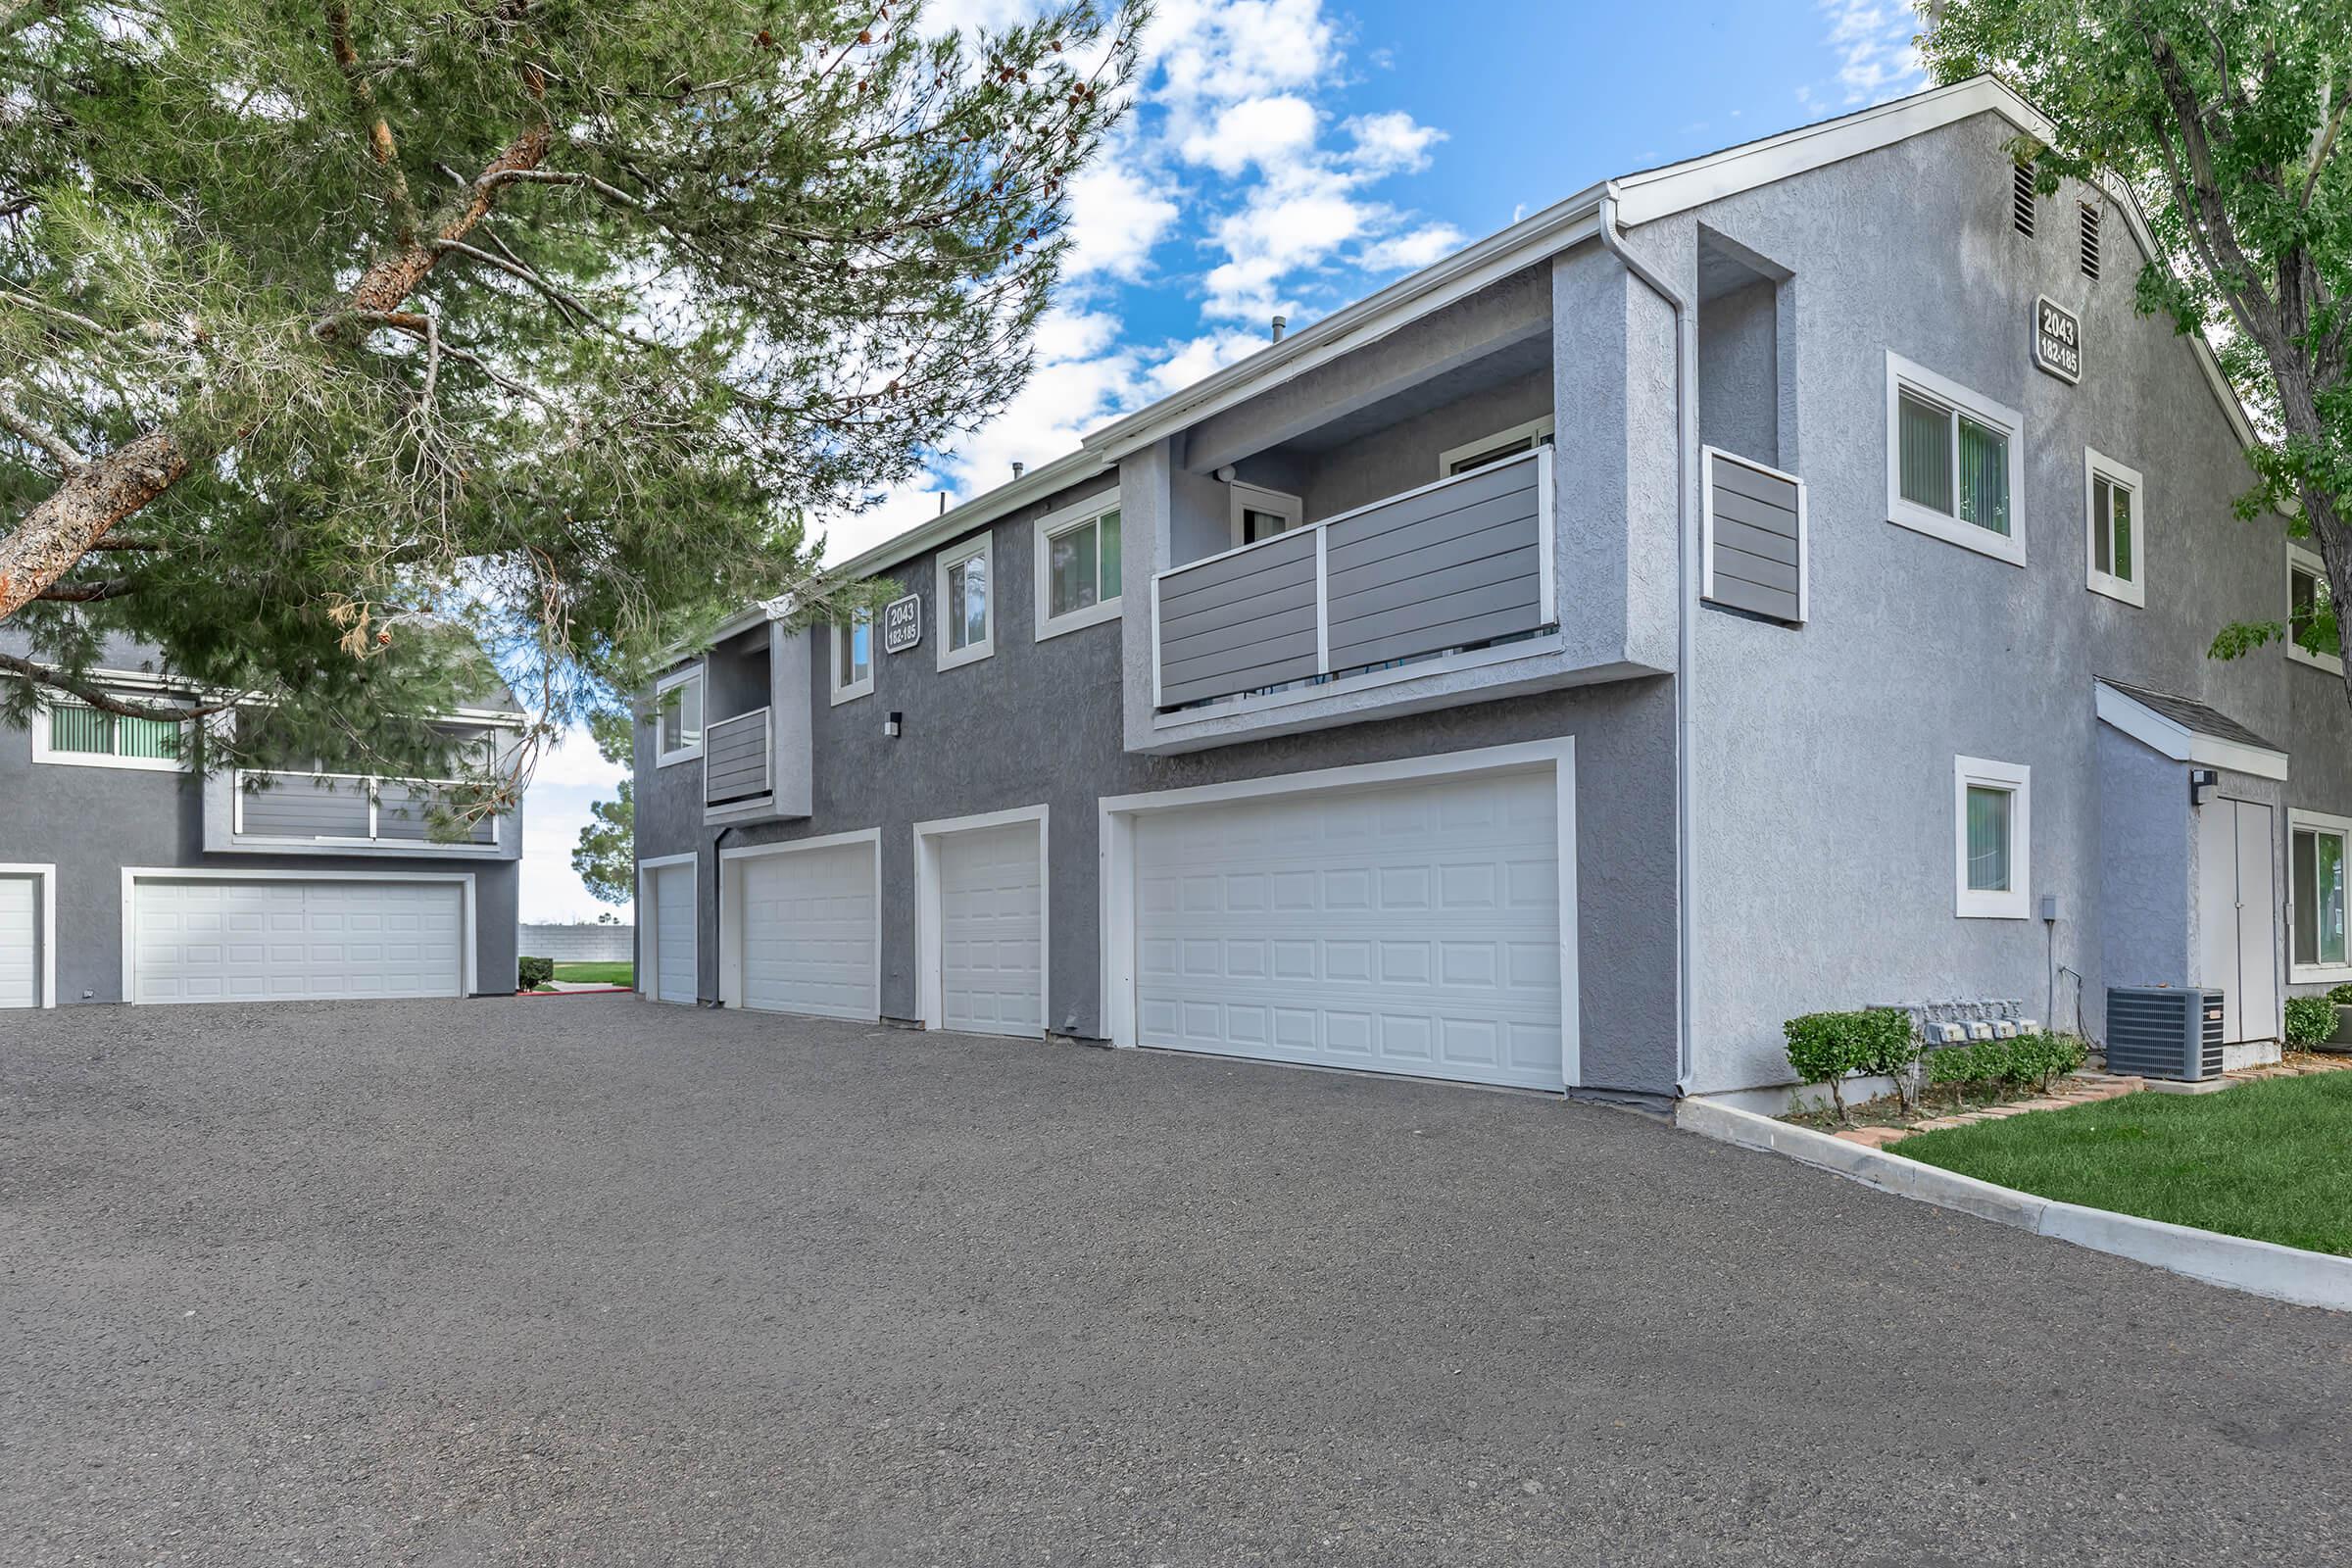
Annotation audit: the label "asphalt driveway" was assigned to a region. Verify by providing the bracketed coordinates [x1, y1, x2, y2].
[4, 1000, 2347, 1566]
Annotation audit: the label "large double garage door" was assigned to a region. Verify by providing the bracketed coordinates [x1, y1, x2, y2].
[127, 876, 467, 1004]
[1112, 753, 1573, 1092]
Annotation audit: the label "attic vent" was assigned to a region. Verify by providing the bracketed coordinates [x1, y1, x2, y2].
[2079, 201, 2101, 279]
[2011, 161, 2036, 236]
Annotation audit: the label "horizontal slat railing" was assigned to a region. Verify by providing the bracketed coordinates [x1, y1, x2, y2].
[1152, 446, 1552, 710]
[234, 769, 498, 847]
[704, 707, 771, 808]
[1700, 447, 1805, 624]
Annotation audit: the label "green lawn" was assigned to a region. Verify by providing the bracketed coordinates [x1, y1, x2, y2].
[1899, 1072, 2352, 1256]
[552, 961, 633, 986]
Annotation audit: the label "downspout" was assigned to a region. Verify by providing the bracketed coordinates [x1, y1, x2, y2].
[1598, 184, 1699, 1098]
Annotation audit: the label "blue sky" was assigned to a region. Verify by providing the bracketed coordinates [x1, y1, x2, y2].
[515, 0, 1929, 922]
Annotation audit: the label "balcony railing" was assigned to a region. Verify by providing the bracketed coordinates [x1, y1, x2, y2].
[234, 770, 498, 848]
[704, 706, 771, 808]
[1152, 447, 1553, 710]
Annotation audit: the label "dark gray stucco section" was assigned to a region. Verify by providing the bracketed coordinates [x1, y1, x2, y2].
[2097, 724, 2193, 990]
[633, 477, 1683, 1098]
[0, 735, 520, 1004]
[1655, 110, 2328, 1088]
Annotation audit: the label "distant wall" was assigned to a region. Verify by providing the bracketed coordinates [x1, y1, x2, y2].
[519, 923, 634, 963]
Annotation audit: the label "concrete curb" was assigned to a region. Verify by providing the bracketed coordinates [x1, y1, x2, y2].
[1675, 1097, 2352, 1313]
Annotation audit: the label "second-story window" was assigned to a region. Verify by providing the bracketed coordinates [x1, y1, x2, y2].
[831, 612, 874, 705]
[938, 533, 994, 670]
[1228, 482, 1302, 546]
[1034, 490, 1123, 640]
[656, 667, 704, 765]
[2287, 542, 2342, 674]
[32, 698, 188, 771]
[1886, 351, 2025, 567]
[2084, 450, 2145, 607]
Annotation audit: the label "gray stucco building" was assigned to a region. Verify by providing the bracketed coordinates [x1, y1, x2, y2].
[0, 637, 523, 1007]
[627, 78, 2351, 1107]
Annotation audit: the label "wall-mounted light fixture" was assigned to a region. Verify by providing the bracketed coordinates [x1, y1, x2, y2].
[884, 710, 903, 739]
[2188, 766, 2218, 808]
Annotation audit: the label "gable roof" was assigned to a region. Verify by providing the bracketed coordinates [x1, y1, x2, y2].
[802, 75, 2257, 589]
[2096, 677, 2288, 780]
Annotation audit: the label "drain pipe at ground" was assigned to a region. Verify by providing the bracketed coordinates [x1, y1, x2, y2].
[1597, 184, 1699, 1099]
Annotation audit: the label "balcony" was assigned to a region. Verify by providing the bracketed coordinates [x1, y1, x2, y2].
[1698, 447, 1806, 625]
[232, 771, 499, 850]
[704, 706, 771, 811]
[1152, 448, 1553, 712]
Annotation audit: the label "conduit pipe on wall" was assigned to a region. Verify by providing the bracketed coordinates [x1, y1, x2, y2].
[1598, 184, 1698, 1097]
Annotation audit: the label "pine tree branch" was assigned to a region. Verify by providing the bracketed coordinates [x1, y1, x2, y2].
[0, 652, 242, 721]
[325, 1, 420, 242]
[0, 392, 86, 471]
[36, 576, 134, 602]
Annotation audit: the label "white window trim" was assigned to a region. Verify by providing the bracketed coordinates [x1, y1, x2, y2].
[2285, 541, 2343, 675]
[2288, 807, 2352, 985]
[1227, 482, 1304, 549]
[1033, 487, 1123, 641]
[2083, 448, 2146, 607]
[829, 612, 874, 705]
[29, 696, 193, 772]
[1885, 351, 2027, 567]
[1954, 755, 2032, 920]
[0, 862, 59, 1008]
[936, 533, 996, 670]
[654, 664, 706, 766]
[1438, 415, 1555, 477]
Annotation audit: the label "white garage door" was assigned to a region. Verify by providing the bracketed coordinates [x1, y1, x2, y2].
[1, 874, 38, 1008]
[130, 878, 465, 1004]
[1133, 768, 1564, 1090]
[653, 863, 697, 1004]
[939, 822, 1043, 1037]
[739, 843, 878, 1020]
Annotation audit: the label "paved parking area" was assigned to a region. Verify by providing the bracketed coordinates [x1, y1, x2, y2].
[4, 998, 2347, 1565]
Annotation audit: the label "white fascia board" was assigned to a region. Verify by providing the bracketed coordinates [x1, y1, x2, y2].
[2094, 681, 2289, 781]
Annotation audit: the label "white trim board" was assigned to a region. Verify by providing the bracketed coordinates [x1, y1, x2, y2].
[2093, 682, 2289, 782]
[715, 829, 883, 1015]
[118, 867, 480, 1003]
[911, 806, 1049, 1037]
[655, 663, 706, 766]
[1952, 756, 2032, 921]
[2287, 808, 2352, 986]
[636, 852, 699, 1004]
[1096, 738, 1580, 1087]
[1032, 487, 1125, 642]
[0, 863, 59, 1008]
[2083, 448, 2147, 609]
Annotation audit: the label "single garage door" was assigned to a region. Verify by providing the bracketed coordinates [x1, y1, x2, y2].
[1133, 768, 1564, 1090]
[1, 873, 38, 1008]
[739, 842, 878, 1020]
[652, 862, 697, 1004]
[130, 877, 465, 1004]
[938, 821, 1043, 1037]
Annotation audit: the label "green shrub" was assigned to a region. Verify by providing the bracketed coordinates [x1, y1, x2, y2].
[1923, 1032, 2086, 1105]
[2285, 996, 2338, 1051]
[1784, 1012, 1868, 1121]
[1852, 1008, 1924, 1112]
[517, 956, 556, 990]
[2328, 982, 2352, 1007]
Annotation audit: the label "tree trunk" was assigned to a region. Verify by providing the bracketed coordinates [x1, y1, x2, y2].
[0, 127, 549, 624]
[0, 428, 188, 619]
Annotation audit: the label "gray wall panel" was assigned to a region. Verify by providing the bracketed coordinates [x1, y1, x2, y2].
[240, 776, 371, 838]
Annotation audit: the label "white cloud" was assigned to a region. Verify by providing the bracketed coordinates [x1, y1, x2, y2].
[1345, 111, 1444, 175]
[1817, 1, 1927, 106]
[1063, 143, 1182, 283]
[1181, 94, 1320, 176]
[1358, 222, 1466, 273]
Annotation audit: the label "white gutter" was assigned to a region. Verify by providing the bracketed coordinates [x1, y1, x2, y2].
[1597, 183, 1699, 1098]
